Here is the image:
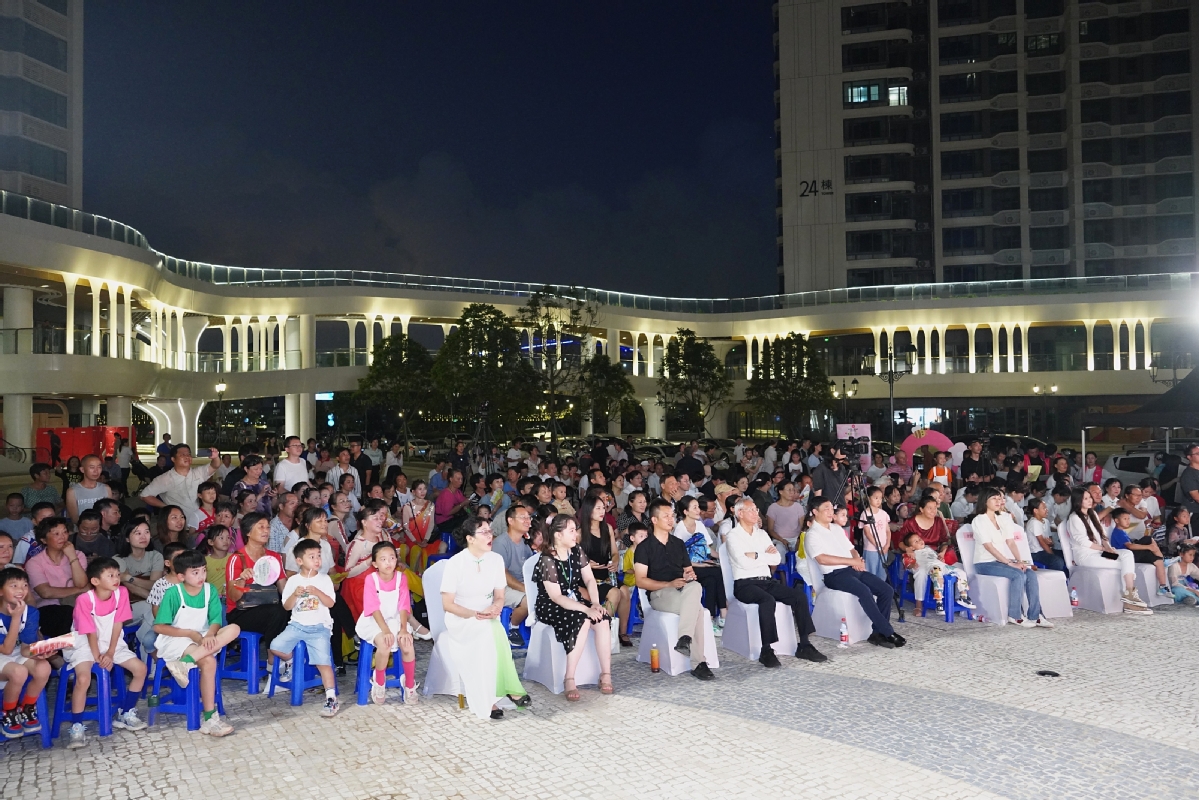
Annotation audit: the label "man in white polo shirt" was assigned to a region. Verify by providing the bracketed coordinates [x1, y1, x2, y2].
[273, 435, 313, 492]
[140, 443, 221, 522]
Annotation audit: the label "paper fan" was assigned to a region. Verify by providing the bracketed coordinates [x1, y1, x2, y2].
[253, 556, 280, 586]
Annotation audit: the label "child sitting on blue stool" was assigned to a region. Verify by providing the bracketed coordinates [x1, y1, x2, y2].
[0, 567, 52, 737]
[269, 539, 339, 717]
[899, 532, 976, 615]
[152, 549, 241, 737]
[62, 557, 149, 749]
[356, 541, 417, 705]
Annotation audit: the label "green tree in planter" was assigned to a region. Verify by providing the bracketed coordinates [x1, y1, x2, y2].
[745, 332, 833, 439]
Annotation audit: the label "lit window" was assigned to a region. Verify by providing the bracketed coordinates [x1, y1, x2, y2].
[845, 83, 881, 104]
[889, 85, 909, 106]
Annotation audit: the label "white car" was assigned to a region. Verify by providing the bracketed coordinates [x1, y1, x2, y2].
[1102, 452, 1158, 487]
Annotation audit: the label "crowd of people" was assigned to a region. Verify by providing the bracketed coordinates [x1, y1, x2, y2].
[1, 430, 1195, 747]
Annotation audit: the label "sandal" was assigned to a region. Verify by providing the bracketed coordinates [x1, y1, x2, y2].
[563, 679, 580, 701]
[507, 693, 532, 708]
[619, 634, 633, 648]
[599, 673, 614, 695]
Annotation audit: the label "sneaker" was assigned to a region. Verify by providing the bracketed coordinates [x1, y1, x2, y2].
[689, 662, 715, 681]
[371, 678, 387, 705]
[277, 661, 293, 684]
[758, 650, 782, 668]
[957, 596, 977, 610]
[715, 616, 726, 629]
[111, 708, 147, 732]
[795, 643, 828, 663]
[320, 697, 340, 718]
[1123, 589, 1148, 608]
[507, 628, 525, 647]
[1008, 617, 1038, 628]
[1123, 602, 1153, 615]
[1158, 585, 1174, 598]
[712, 623, 723, 637]
[674, 635, 692, 658]
[1034, 616, 1055, 629]
[867, 632, 895, 649]
[67, 722, 86, 749]
[165, 659, 193, 688]
[335, 665, 347, 677]
[199, 713, 234, 737]
[20, 704, 40, 733]
[403, 681, 420, 705]
[2, 711, 22, 739]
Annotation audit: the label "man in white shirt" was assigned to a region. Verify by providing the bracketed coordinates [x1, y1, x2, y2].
[806, 497, 904, 648]
[274, 436, 313, 492]
[732, 438, 746, 464]
[327, 448, 361, 498]
[506, 439, 524, 470]
[761, 440, 778, 476]
[950, 484, 979, 521]
[304, 438, 320, 467]
[725, 498, 823, 666]
[140, 443, 221, 521]
[678, 473, 702, 499]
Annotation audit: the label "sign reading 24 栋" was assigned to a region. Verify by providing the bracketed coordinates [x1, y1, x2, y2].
[798, 179, 835, 198]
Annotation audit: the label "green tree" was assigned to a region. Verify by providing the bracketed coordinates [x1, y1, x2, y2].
[515, 287, 600, 447]
[657, 328, 733, 436]
[745, 332, 833, 439]
[354, 332, 436, 447]
[577, 352, 636, 432]
[431, 303, 540, 437]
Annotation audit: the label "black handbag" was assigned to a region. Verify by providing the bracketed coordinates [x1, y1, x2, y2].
[236, 583, 281, 609]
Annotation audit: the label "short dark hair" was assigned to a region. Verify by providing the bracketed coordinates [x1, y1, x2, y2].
[453, 516, 492, 550]
[77, 509, 102, 526]
[0, 566, 28, 589]
[34, 516, 67, 543]
[371, 540, 398, 562]
[86, 556, 121, 582]
[161, 541, 188, 564]
[28, 462, 51, 479]
[648, 497, 674, 521]
[94, 498, 120, 516]
[5, 492, 21, 504]
[169, 443, 192, 460]
[241, 454, 264, 469]
[1109, 507, 1132, 523]
[293, 538, 322, 560]
[239, 511, 269, 538]
[172, 549, 206, 574]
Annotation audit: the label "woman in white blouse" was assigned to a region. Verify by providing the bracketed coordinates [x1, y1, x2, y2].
[1064, 487, 1150, 614]
[438, 517, 530, 720]
[970, 486, 1052, 628]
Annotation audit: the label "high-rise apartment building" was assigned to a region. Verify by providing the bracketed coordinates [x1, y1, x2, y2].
[0, 0, 82, 208]
[775, 0, 1197, 293]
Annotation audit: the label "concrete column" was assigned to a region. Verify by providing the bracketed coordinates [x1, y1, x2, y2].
[284, 317, 301, 369]
[177, 312, 187, 369]
[239, 320, 250, 372]
[1144, 318, 1153, 370]
[123, 288, 132, 359]
[222, 318, 233, 372]
[62, 276, 77, 354]
[607, 328, 621, 360]
[366, 317, 377, 366]
[1004, 324, 1014, 374]
[966, 324, 977, 373]
[106, 396, 133, 428]
[935, 326, 947, 374]
[646, 335, 657, 378]
[3, 286, 33, 354]
[381, 314, 394, 346]
[285, 393, 299, 438]
[923, 328, 934, 375]
[1, 394, 32, 450]
[398, 315, 410, 339]
[183, 316, 206, 372]
[299, 314, 315, 369]
[641, 397, 664, 440]
[177, 399, 205, 450]
[90, 282, 101, 356]
[631, 334, 640, 376]
[1084, 320, 1096, 371]
[107, 287, 118, 358]
[298, 393, 315, 442]
[582, 334, 595, 362]
[1129, 321, 1138, 371]
[1018, 323, 1029, 373]
[580, 416, 593, 437]
[745, 336, 755, 380]
[871, 329, 881, 374]
[1107, 319, 1117, 371]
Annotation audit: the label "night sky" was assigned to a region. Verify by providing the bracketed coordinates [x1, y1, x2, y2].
[83, 1, 778, 298]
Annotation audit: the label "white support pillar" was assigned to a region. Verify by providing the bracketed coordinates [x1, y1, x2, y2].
[182, 315, 206, 372]
[872, 329, 882, 374]
[222, 318, 233, 373]
[239, 320, 250, 372]
[176, 311, 187, 369]
[107, 286, 118, 358]
[1113, 320, 1123, 371]
[123, 288, 132, 359]
[91, 281, 101, 356]
[1144, 318, 1153, 369]
[1084, 320, 1096, 371]
[3, 286, 33, 354]
[177, 399, 205, 451]
[745, 336, 755, 380]
[1005, 324, 1015, 374]
[298, 393, 315, 442]
[631, 334, 640, 377]
[105, 396, 133, 428]
[398, 315, 410, 339]
[285, 393, 299, 438]
[2, 394, 33, 450]
[966, 324, 977, 374]
[1128, 321, 1138, 371]
[991, 324, 1002, 374]
[607, 328, 621, 361]
[937, 326, 948, 374]
[299, 314, 315, 369]
[1020, 323, 1029, 373]
[346, 319, 357, 365]
[63, 275, 77, 354]
[923, 328, 934, 375]
[284, 317, 300, 369]
[366, 316, 377, 365]
[641, 397, 665, 440]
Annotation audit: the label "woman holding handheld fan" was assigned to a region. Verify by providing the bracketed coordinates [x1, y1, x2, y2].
[224, 512, 289, 647]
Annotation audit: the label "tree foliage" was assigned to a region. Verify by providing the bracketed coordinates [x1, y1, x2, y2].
[431, 303, 540, 436]
[515, 287, 599, 446]
[577, 352, 637, 427]
[354, 332, 436, 444]
[656, 328, 733, 436]
[745, 332, 833, 440]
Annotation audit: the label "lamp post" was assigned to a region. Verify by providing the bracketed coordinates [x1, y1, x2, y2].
[829, 378, 859, 421]
[215, 382, 226, 451]
[862, 343, 916, 445]
[1150, 353, 1185, 388]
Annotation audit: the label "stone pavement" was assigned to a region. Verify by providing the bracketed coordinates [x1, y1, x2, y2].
[3, 602, 1197, 799]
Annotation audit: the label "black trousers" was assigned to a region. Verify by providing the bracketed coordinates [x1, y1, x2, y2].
[38, 604, 74, 638]
[822, 567, 895, 637]
[227, 604, 290, 650]
[330, 593, 358, 667]
[692, 565, 727, 617]
[733, 577, 814, 647]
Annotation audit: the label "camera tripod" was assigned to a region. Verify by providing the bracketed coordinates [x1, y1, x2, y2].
[828, 456, 905, 623]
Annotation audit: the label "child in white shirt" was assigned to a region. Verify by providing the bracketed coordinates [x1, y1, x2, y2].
[268, 539, 339, 717]
[899, 531, 975, 613]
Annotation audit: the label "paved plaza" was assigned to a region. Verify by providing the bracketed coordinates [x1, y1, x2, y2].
[3, 603, 1196, 799]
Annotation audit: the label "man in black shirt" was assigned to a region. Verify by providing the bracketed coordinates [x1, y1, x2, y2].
[810, 446, 847, 499]
[674, 447, 704, 484]
[633, 498, 715, 680]
[959, 439, 994, 484]
[349, 439, 374, 493]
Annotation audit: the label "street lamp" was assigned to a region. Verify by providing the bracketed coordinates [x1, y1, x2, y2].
[829, 378, 859, 421]
[1150, 353, 1185, 387]
[215, 382, 226, 451]
[862, 343, 917, 445]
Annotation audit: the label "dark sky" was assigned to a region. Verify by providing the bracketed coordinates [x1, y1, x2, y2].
[83, 1, 778, 298]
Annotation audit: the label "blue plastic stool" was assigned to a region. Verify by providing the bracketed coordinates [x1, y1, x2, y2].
[899, 568, 974, 623]
[626, 587, 643, 635]
[148, 658, 225, 731]
[219, 630, 265, 694]
[354, 641, 407, 706]
[498, 607, 530, 648]
[426, 531, 457, 567]
[267, 642, 326, 706]
[4, 675, 51, 749]
[50, 662, 129, 739]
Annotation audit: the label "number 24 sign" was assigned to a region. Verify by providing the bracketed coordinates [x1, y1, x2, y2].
[799, 179, 834, 197]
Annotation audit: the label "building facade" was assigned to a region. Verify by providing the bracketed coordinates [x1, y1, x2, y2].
[775, 0, 1197, 293]
[0, 0, 83, 208]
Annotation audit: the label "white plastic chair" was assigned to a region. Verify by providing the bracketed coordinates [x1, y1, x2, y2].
[1059, 530, 1122, 614]
[717, 544, 797, 661]
[955, 526, 1010, 625]
[1010, 527, 1073, 619]
[805, 556, 873, 644]
[520, 555, 601, 694]
[635, 583, 720, 676]
[420, 560, 462, 699]
[1134, 562, 1172, 608]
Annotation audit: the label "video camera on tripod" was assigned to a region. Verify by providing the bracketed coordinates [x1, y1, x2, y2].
[836, 435, 871, 459]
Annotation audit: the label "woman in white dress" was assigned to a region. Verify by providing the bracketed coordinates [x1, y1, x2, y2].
[438, 517, 530, 720]
[1064, 486, 1150, 615]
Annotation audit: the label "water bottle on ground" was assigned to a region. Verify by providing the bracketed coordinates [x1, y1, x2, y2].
[838, 618, 848, 648]
[650, 644, 660, 673]
[1070, 587, 1079, 607]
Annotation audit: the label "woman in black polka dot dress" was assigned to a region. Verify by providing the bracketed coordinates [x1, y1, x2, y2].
[532, 515, 614, 699]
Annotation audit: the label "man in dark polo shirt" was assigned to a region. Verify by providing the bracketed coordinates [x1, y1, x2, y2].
[349, 439, 374, 495]
[959, 439, 994, 484]
[633, 497, 715, 680]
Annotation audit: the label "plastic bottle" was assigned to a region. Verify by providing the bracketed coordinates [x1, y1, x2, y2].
[1070, 587, 1079, 607]
[147, 693, 159, 709]
[650, 644, 660, 673]
[838, 618, 849, 648]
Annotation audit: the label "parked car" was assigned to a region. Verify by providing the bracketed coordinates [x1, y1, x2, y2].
[405, 439, 432, 459]
[1104, 451, 1158, 486]
[950, 433, 1057, 458]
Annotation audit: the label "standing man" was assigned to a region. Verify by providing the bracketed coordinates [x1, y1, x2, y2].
[1178, 444, 1199, 516]
[449, 441, 471, 477]
[810, 446, 847, 499]
[959, 439, 994, 484]
[65, 455, 113, 523]
[113, 435, 133, 494]
[348, 439, 373, 492]
[633, 498, 716, 681]
[140, 443, 221, 522]
[273, 436, 312, 491]
[156, 433, 173, 460]
[726, 497, 824, 666]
